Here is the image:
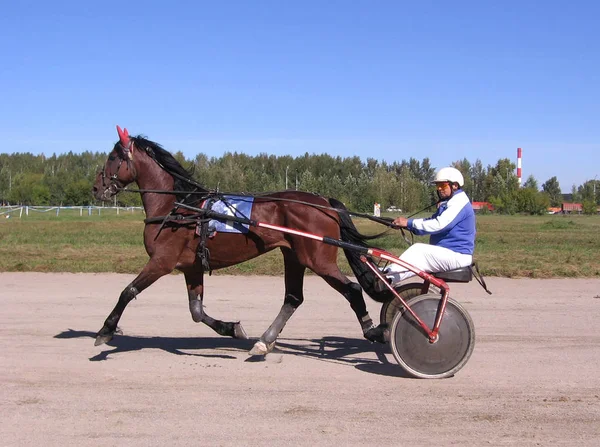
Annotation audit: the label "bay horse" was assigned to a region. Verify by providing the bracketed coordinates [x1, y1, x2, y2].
[92, 126, 389, 355]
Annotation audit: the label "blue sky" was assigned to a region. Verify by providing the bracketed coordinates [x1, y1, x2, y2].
[1, 1, 598, 192]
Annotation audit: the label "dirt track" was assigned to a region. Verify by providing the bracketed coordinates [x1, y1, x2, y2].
[1, 273, 600, 446]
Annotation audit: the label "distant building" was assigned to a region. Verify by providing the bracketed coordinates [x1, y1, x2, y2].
[472, 201, 494, 213]
[560, 202, 600, 214]
[561, 203, 582, 214]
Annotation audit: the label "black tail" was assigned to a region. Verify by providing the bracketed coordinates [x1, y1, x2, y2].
[329, 198, 393, 303]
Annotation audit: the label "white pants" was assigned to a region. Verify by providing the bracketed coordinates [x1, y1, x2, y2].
[384, 243, 473, 285]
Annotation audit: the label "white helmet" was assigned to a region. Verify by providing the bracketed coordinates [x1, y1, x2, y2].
[434, 167, 464, 187]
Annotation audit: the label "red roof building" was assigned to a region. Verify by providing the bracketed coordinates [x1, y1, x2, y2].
[472, 201, 494, 212]
[561, 203, 582, 213]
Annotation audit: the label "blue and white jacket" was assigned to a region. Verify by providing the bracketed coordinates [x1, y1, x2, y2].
[406, 190, 476, 255]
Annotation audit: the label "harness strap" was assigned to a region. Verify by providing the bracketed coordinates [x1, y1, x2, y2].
[197, 218, 212, 274]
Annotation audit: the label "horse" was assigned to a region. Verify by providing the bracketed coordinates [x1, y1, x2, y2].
[92, 126, 389, 355]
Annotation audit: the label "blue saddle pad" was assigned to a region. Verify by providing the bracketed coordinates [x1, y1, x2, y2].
[207, 195, 254, 234]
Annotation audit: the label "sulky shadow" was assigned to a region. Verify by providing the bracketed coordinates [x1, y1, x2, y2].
[273, 336, 413, 378]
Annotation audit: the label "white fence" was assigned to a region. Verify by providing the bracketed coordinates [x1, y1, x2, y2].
[0, 205, 145, 218]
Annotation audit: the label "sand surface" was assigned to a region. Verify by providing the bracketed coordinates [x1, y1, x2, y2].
[1, 273, 599, 446]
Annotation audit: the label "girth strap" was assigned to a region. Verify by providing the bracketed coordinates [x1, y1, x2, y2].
[196, 218, 212, 274]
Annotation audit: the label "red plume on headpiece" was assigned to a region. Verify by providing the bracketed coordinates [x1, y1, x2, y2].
[116, 125, 130, 149]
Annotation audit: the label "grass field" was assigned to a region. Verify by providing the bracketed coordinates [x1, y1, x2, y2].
[1, 209, 599, 277]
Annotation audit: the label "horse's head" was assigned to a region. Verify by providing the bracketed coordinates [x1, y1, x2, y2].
[93, 125, 139, 201]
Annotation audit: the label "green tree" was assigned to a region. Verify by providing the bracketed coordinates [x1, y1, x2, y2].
[541, 176, 562, 206]
[342, 173, 359, 209]
[31, 183, 51, 205]
[469, 160, 486, 202]
[2, 145, 599, 215]
[327, 174, 345, 201]
[298, 170, 321, 194]
[8, 173, 44, 205]
[582, 199, 598, 215]
[65, 179, 94, 206]
[522, 175, 538, 190]
[578, 180, 596, 202]
[0, 159, 12, 204]
[420, 158, 435, 184]
[515, 187, 549, 215]
[352, 172, 377, 212]
[570, 185, 580, 203]
[488, 173, 517, 214]
[453, 159, 472, 198]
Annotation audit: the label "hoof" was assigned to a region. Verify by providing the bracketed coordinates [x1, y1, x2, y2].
[94, 334, 112, 346]
[364, 324, 388, 344]
[248, 340, 275, 356]
[94, 327, 123, 346]
[233, 322, 249, 340]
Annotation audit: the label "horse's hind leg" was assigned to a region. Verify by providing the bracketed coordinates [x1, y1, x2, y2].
[249, 248, 305, 356]
[319, 271, 386, 343]
[185, 270, 248, 339]
[95, 260, 172, 346]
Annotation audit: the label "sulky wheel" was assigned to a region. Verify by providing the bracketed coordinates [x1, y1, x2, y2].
[380, 283, 429, 326]
[389, 293, 475, 379]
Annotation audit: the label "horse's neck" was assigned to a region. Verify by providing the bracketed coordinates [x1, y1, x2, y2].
[135, 157, 177, 217]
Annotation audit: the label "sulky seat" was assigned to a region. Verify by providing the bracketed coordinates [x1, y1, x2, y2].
[432, 264, 474, 283]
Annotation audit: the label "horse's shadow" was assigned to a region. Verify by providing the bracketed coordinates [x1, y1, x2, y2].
[55, 329, 412, 377]
[54, 329, 252, 361]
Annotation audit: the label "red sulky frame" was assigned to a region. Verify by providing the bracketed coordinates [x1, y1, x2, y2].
[257, 221, 450, 343]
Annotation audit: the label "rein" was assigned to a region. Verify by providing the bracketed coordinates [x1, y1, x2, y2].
[122, 184, 404, 231]
[108, 142, 428, 243]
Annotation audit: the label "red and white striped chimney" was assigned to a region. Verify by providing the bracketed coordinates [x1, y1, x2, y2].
[517, 147, 522, 187]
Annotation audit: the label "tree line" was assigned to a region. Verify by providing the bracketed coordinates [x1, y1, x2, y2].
[1, 150, 599, 215]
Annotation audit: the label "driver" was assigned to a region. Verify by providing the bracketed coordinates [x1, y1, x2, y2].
[380, 166, 476, 288]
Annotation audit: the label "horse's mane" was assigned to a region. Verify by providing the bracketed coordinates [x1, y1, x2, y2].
[130, 135, 206, 194]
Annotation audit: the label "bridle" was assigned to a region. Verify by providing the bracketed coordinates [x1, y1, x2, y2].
[99, 133, 138, 199]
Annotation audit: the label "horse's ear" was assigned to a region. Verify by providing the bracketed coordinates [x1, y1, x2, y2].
[116, 125, 134, 159]
[116, 125, 131, 148]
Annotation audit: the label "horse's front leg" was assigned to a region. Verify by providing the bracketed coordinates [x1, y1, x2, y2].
[94, 260, 173, 346]
[249, 249, 305, 356]
[185, 270, 248, 339]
